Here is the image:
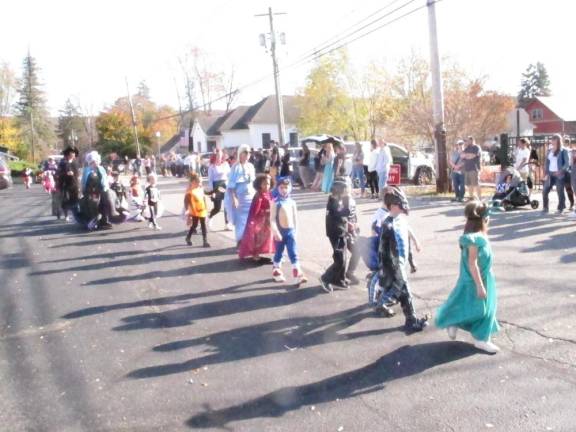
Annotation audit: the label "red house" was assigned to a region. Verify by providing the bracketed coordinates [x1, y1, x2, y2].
[523, 97, 576, 135]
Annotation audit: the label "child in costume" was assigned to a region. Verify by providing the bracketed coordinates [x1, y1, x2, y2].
[435, 201, 500, 354]
[341, 178, 361, 285]
[23, 168, 33, 189]
[270, 177, 307, 284]
[319, 178, 352, 292]
[128, 175, 145, 222]
[492, 173, 513, 201]
[184, 173, 210, 247]
[372, 188, 428, 333]
[239, 174, 275, 263]
[144, 174, 162, 230]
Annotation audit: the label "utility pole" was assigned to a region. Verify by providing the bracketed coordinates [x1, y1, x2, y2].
[125, 78, 142, 159]
[427, 0, 448, 193]
[256, 7, 287, 146]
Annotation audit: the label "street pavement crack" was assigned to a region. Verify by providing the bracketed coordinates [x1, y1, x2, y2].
[500, 319, 576, 345]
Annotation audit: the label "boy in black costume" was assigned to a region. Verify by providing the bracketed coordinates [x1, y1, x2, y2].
[377, 188, 428, 333]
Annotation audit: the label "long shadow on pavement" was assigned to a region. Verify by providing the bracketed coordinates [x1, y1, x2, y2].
[61, 279, 272, 319]
[126, 305, 395, 379]
[85, 257, 256, 285]
[112, 286, 321, 331]
[31, 246, 237, 276]
[185, 341, 479, 429]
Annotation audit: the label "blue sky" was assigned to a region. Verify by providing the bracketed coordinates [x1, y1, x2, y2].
[1, 0, 573, 114]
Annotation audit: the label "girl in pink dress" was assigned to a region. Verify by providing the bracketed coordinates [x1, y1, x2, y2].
[238, 174, 275, 263]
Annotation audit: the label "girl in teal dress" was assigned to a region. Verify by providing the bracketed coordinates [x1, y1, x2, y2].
[321, 143, 336, 193]
[435, 201, 500, 354]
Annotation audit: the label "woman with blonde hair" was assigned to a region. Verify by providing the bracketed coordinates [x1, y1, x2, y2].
[225, 144, 256, 245]
[435, 200, 500, 354]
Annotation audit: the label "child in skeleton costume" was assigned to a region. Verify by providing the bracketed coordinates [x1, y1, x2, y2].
[270, 177, 307, 284]
[372, 188, 428, 333]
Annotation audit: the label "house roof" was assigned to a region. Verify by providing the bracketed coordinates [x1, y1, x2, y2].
[249, 95, 300, 125]
[536, 96, 576, 121]
[180, 95, 300, 137]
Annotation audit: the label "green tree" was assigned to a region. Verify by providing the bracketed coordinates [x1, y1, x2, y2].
[57, 98, 85, 148]
[297, 49, 352, 138]
[518, 62, 551, 105]
[0, 62, 23, 155]
[14, 53, 55, 161]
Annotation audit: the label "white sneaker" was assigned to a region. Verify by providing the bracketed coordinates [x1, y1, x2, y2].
[272, 268, 286, 283]
[447, 326, 458, 340]
[154, 225, 162, 231]
[474, 340, 500, 354]
[148, 222, 153, 228]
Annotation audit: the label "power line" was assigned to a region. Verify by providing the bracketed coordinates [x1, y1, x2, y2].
[152, 0, 440, 124]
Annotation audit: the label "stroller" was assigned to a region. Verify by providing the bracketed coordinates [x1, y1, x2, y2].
[492, 167, 539, 211]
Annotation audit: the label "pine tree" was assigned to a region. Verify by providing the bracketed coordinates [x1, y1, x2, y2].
[57, 98, 84, 149]
[518, 62, 551, 105]
[14, 53, 55, 161]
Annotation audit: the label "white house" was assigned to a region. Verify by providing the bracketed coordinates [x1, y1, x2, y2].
[161, 95, 301, 154]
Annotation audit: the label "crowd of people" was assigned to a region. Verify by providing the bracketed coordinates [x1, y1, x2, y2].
[38, 136, 575, 356]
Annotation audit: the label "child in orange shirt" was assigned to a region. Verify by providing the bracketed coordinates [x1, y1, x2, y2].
[184, 173, 210, 247]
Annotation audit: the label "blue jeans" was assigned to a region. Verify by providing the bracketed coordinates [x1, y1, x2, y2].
[351, 165, 365, 193]
[273, 227, 299, 266]
[543, 175, 566, 211]
[377, 169, 389, 190]
[451, 172, 465, 200]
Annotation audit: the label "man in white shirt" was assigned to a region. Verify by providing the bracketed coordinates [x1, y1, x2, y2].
[514, 138, 531, 181]
[375, 139, 392, 196]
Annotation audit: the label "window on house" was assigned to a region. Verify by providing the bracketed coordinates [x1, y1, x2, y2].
[262, 133, 271, 149]
[531, 108, 543, 121]
[289, 132, 298, 147]
[207, 141, 217, 152]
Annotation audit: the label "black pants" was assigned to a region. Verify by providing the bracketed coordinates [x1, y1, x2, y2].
[322, 236, 348, 287]
[209, 181, 228, 223]
[148, 202, 158, 227]
[367, 171, 379, 195]
[396, 283, 417, 322]
[187, 216, 207, 241]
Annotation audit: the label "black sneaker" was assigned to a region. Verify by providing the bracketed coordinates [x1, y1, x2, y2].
[404, 316, 430, 334]
[186, 238, 192, 246]
[319, 277, 333, 293]
[202, 241, 211, 248]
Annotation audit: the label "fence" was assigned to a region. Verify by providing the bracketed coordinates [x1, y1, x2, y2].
[500, 134, 576, 188]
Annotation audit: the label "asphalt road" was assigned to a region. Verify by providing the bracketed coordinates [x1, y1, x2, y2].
[0, 181, 575, 432]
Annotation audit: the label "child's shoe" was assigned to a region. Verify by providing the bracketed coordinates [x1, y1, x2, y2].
[474, 340, 500, 354]
[292, 268, 307, 285]
[319, 277, 333, 293]
[202, 240, 211, 248]
[375, 305, 395, 317]
[272, 268, 286, 283]
[447, 326, 458, 340]
[404, 316, 429, 333]
[186, 237, 192, 246]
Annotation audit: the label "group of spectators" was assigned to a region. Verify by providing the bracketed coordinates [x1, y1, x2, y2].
[448, 134, 576, 217]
